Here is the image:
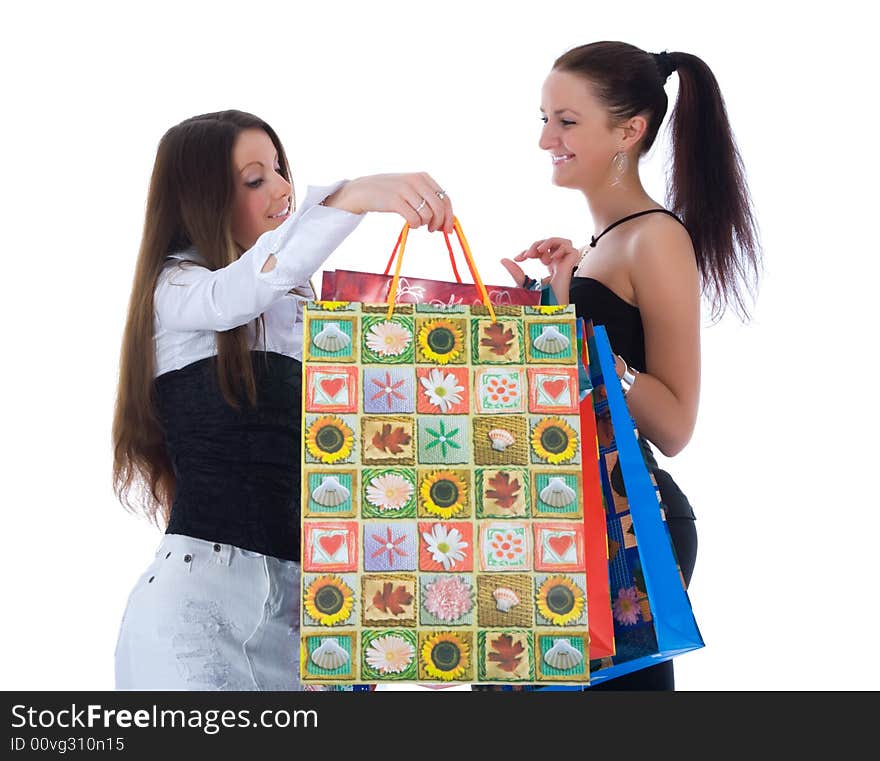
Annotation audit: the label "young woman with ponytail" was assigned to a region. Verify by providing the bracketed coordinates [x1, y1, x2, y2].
[502, 41, 761, 690]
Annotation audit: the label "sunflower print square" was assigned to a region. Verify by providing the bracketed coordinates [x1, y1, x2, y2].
[361, 468, 416, 518]
[535, 632, 589, 682]
[475, 468, 530, 518]
[474, 367, 526, 414]
[418, 630, 474, 682]
[417, 469, 471, 519]
[302, 521, 359, 573]
[305, 316, 358, 363]
[419, 574, 475, 626]
[301, 633, 357, 681]
[304, 470, 357, 518]
[418, 521, 473, 572]
[361, 315, 415, 364]
[415, 317, 468, 365]
[303, 573, 358, 627]
[305, 366, 359, 413]
[362, 367, 416, 414]
[361, 629, 418, 680]
[534, 573, 587, 627]
[529, 415, 581, 465]
[533, 522, 586, 573]
[478, 521, 531, 572]
[472, 319, 523, 364]
[363, 521, 418, 572]
[476, 574, 533, 628]
[527, 367, 580, 414]
[532, 470, 584, 519]
[525, 321, 577, 364]
[478, 630, 534, 682]
[361, 416, 415, 465]
[417, 415, 470, 465]
[305, 414, 357, 465]
[361, 574, 417, 627]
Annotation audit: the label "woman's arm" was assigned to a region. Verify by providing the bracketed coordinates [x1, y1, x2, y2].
[623, 220, 701, 457]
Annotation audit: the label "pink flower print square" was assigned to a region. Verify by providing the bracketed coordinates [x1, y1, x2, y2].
[363, 368, 415, 414]
[364, 522, 418, 571]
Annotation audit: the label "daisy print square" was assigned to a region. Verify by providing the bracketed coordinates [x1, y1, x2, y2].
[533, 522, 585, 573]
[362, 315, 415, 364]
[361, 629, 418, 681]
[305, 366, 358, 413]
[419, 574, 474, 626]
[416, 367, 469, 414]
[527, 367, 579, 414]
[419, 521, 473, 572]
[361, 468, 416, 518]
[363, 521, 418, 572]
[479, 521, 531, 572]
[363, 368, 415, 414]
[474, 367, 526, 414]
[302, 521, 358, 573]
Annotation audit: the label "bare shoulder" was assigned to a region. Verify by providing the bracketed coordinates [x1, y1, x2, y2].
[625, 213, 698, 301]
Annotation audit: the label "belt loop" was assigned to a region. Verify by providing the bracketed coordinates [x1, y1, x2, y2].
[211, 541, 232, 566]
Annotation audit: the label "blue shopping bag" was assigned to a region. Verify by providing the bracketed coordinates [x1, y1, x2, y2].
[583, 325, 703, 685]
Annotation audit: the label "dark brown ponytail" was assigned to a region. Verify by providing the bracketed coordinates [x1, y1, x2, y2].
[554, 42, 762, 320]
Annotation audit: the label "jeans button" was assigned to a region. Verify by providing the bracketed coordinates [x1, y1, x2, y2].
[213, 544, 221, 552]
[183, 554, 192, 563]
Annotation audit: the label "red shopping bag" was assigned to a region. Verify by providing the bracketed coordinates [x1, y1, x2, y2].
[321, 223, 540, 307]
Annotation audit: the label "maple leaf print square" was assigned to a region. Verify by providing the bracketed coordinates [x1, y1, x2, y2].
[478, 630, 534, 682]
[363, 521, 418, 572]
[361, 574, 417, 627]
[472, 319, 522, 364]
[362, 416, 415, 465]
[476, 468, 530, 518]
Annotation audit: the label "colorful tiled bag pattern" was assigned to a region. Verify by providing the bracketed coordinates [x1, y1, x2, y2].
[300, 298, 593, 685]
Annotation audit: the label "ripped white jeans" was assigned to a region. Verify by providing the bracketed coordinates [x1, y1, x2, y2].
[114, 534, 301, 691]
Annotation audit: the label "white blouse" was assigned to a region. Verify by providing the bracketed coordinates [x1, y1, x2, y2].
[153, 181, 362, 376]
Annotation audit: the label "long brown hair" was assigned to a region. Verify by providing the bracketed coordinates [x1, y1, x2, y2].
[554, 42, 762, 320]
[112, 110, 293, 527]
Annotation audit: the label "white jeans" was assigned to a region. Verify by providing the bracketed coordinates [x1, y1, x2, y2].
[114, 534, 301, 691]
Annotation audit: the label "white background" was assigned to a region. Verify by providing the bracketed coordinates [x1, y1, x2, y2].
[2, 0, 877, 691]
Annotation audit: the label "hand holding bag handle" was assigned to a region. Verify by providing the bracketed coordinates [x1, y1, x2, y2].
[384, 218, 497, 322]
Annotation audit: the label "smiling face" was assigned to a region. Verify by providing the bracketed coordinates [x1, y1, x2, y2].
[539, 69, 623, 193]
[230, 128, 293, 250]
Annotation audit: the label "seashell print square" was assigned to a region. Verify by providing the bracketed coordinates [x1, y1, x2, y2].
[535, 632, 589, 682]
[306, 316, 358, 362]
[532, 470, 584, 519]
[301, 633, 357, 681]
[525, 321, 577, 364]
[472, 416, 529, 466]
[304, 470, 357, 517]
[476, 574, 533, 628]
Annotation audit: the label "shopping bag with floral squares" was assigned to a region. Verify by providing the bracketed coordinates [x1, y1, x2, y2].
[298, 219, 597, 686]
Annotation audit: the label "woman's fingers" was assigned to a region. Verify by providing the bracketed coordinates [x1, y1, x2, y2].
[500, 257, 526, 286]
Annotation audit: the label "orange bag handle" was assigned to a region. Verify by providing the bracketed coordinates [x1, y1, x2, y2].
[384, 217, 497, 322]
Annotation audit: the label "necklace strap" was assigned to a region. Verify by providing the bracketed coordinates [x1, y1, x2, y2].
[588, 208, 683, 248]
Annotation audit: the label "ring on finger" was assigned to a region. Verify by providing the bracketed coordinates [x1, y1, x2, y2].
[435, 189, 447, 201]
[415, 197, 427, 213]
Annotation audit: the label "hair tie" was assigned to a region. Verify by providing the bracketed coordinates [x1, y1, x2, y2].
[653, 51, 677, 82]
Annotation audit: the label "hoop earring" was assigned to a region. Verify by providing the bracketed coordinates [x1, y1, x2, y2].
[610, 151, 628, 187]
